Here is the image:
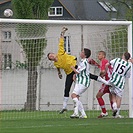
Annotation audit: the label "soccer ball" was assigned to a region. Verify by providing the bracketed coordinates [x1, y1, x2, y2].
[4, 9, 13, 17]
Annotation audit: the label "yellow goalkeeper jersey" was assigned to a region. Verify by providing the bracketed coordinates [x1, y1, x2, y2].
[54, 38, 77, 75]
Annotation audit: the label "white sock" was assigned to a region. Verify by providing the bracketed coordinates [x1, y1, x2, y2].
[97, 76, 109, 85]
[63, 97, 69, 109]
[112, 102, 117, 110]
[116, 108, 120, 115]
[78, 100, 86, 116]
[73, 97, 79, 115]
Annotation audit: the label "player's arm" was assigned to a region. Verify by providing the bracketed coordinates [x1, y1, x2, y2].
[73, 74, 76, 81]
[125, 68, 131, 78]
[60, 27, 68, 37]
[57, 68, 62, 79]
[71, 66, 79, 74]
[100, 59, 108, 77]
[71, 61, 86, 74]
[90, 73, 110, 85]
[58, 27, 68, 54]
[71, 64, 100, 80]
[99, 70, 106, 78]
[71, 63, 110, 85]
[71, 64, 110, 85]
[105, 62, 110, 74]
[88, 58, 100, 68]
[125, 69, 131, 78]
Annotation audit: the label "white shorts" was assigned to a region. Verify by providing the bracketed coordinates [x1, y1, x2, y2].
[109, 86, 124, 98]
[72, 84, 88, 96]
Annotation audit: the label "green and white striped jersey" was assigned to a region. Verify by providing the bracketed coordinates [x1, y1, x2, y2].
[110, 58, 131, 90]
[76, 58, 90, 87]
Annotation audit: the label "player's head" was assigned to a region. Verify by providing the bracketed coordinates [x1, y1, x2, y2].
[123, 52, 131, 61]
[47, 53, 56, 61]
[80, 48, 91, 58]
[98, 51, 106, 60]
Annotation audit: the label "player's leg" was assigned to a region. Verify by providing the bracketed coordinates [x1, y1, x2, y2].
[111, 94, 118, 117]
[78, 100, 87, 118]
[111, 88, 123, 117]
[115, 92, 123, 118]
[108, 92, 123, 118]
[70, 84, 87, 118]
[110, 87, 118, 117]
[115, 97, 122, 118]
[70, 85, 80, 118]
[109, 92, 113, 110]
[96, 84, 109, 118]
[70, 93, 79, 118]
[77, 86, 88, 118]
[59, 72, 74, 114]
[116, 97, 121, 116]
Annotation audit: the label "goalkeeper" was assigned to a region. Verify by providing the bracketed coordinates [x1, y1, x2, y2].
[47, 27, 109, 114]
[47, 27, 77, 114]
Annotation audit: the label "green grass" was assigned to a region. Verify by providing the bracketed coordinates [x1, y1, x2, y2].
[0, 111, 133, 133]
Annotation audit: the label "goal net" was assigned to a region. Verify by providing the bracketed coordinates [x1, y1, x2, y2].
[0, 19, 132, 121]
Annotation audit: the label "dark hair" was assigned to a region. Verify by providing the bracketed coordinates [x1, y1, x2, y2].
[124, 52, 131, 60]
[47, 53, 52, 60]
[84, 48, 91, 58]
[99, 51, 106, 57]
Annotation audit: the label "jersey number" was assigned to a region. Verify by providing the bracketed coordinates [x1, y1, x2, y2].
[115, 64, 126, 74]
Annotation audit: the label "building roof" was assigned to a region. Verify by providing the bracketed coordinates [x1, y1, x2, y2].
[0, 0, 11, 4]
[58, 0, 126, 20]
[0, 0, 12, 18]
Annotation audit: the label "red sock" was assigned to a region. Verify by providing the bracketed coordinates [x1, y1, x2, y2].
[97, 97, 106, 113]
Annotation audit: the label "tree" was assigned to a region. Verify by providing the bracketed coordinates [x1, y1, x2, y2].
[12, 0, 54, 111]
[108, 1, 132, 58]
[111, 0, 133, 20]
[107, 26, 128, 58]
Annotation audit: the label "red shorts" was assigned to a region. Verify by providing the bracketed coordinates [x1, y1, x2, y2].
[99, 84, 110, 94]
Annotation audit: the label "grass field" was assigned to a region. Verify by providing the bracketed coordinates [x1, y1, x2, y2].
[0, 111, 133, 133]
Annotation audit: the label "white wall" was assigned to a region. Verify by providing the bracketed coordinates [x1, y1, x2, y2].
[1, 67, 129, 111]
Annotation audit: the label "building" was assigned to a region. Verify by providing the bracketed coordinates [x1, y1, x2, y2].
[49, 0, 119, 20]
[0, 0, 131, 20]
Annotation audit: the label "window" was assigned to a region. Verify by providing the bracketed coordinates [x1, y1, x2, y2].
[105, 2, 117, 12]
[128, 5, 132, 9]
[48, 7, 63, 16]
[98, 1, 117, 12]
[2, 31, 11, 41]
[2, 53, 12, 69]
[64, 36, 71, 54]
[99, 1, 111, 11]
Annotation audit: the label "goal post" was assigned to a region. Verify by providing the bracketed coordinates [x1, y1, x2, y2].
[128, 23, 133, 118]
[0, 18, 132, 120]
